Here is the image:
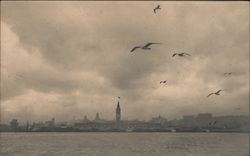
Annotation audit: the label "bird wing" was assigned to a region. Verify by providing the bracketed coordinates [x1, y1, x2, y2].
[184, 53, 191, 56]
[130, 46, 141, 52]
[143, 42, 160, 48]
[207, 93, 214, 97]
[224, 72, 232, 76]
[153, 8, 157, 13]
[217, 90, 223, 94]
[154, 5, 160, 13]
[172, 53, 177, 57]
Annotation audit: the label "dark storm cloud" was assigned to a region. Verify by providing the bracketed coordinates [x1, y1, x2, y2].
[1, 2, 170, 97]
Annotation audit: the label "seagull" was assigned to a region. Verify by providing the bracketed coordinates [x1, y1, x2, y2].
[207, 90, 223, 98]
[224, 72, 232, 76]
[153, 5, 161, 13]
[160, 80, 167, 84]
[208, 121, 217, 125]
[172, 53, 191, 57]
[15, 74, 24, 78]
[130, 42, 161, 52]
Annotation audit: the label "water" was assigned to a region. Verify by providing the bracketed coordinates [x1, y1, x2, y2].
[0, 132, 249, 156]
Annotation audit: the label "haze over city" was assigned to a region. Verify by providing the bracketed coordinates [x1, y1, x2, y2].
[1, 1, 249, 123]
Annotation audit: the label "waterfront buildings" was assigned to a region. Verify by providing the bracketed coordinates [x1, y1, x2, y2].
[1, 100, 248, 132]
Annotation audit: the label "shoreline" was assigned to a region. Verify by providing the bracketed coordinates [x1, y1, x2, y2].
[1, 130, 248, 133]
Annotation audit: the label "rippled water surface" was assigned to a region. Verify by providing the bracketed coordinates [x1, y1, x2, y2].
[0, 132, 248, 156]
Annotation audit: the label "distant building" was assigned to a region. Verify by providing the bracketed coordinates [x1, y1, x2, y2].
[180, 115, 197, 128]
[116, 100, 121, 122]
[196, 113, 213, 127]
[95, 113, 100, 121]
[150, 115, 168, 124]
[183, 115, 195, 120]
[197, 113, 213, 120]
[45, 117, 55, 127]
[9, 119, 19, 132]
[26, 121, 30, 132]
[83, 115, 89, 122]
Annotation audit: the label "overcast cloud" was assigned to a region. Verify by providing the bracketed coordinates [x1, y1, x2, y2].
[1, 1, 249, 123]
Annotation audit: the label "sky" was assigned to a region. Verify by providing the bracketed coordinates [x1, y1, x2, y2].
[1, 1, 249, 123]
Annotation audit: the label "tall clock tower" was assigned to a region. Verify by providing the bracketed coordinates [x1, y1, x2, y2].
[116, 100, 121, 122]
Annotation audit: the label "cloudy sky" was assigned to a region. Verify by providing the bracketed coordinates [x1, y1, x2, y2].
[1, 1, 249, 123]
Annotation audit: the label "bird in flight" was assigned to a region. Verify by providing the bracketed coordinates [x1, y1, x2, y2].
[209, 121, 217, 125]
[224, 72, 233, 76]
[160, 80, 167, 84]
[172, 53, 191, 57]
[207, 90, 223, 98]
[15, 74, 24, 78]
[153, 5, 161, 13]
[130, 42, 161, 52]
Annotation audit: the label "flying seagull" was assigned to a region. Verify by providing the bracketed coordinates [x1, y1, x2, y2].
[208, 121, 217, 125]
[172, 53, 191, 57]
[130, 42, 161, 52]
[160, 80, 167, 84]
[207, 90, 223, 98]
[15, 74, 24, 78]
[224, 72, 233, 76]
[153, 5, 161, 13]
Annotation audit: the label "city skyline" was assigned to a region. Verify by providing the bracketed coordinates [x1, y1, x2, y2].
[0, 98, 247, 124]
[1, 2, 249, 123]
[2, 107, 248, 133]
